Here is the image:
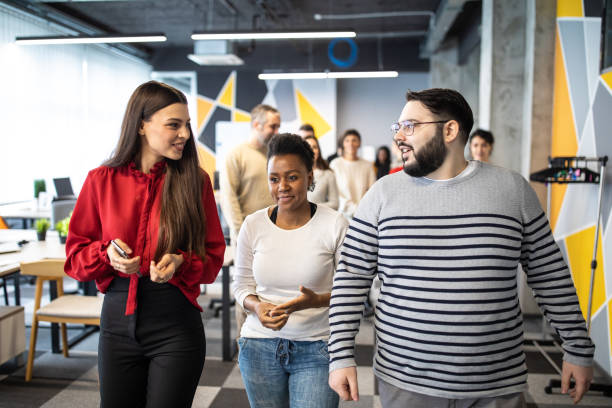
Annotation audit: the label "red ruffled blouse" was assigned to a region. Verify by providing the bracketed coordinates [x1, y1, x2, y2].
[64, 161, 226, 315]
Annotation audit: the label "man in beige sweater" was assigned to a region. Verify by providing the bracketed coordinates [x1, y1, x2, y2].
[220, 104, 280, 334]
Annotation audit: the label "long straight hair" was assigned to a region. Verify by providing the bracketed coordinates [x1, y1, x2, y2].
[104, 81, 206, 261]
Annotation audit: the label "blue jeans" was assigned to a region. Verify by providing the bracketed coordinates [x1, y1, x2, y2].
[238, 337, 339, 408]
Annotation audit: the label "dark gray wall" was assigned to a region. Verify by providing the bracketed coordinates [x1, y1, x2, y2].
[336, 72, 431, 152]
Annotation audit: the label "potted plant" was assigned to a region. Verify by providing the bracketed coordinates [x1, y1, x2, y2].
[33, 179, 46, 199]
[55, 215, 70, 244]
[35, 218, 50, 241]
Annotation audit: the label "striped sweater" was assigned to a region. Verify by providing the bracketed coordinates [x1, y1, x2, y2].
[328, 160, 594, 399]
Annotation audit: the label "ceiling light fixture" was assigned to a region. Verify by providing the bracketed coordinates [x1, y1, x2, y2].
[15, 34, 167, 45]
[258, 71, 399, 80]
[191, 31, 356, 41]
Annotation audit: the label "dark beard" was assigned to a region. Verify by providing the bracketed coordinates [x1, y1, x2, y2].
[403, 127, 447, 177]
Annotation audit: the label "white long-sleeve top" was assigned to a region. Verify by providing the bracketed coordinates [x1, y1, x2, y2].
[307, 168, 339, 210]
[233, 205, 348, 341]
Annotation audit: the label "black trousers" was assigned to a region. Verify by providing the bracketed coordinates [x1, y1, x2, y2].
[98, 278, 205, 408]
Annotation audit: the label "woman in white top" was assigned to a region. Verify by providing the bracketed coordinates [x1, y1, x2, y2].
[303, 135, 339, 210]
[233, 133, 348, 408]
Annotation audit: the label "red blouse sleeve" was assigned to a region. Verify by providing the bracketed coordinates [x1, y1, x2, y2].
[64, 170, 114, 282]
[176, 172, 225, 285]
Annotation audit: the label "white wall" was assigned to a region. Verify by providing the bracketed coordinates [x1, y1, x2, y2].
[336, 72, 430, 155]
[0, 4, 151, 204]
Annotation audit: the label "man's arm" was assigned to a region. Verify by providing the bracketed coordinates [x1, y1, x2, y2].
[328, 188, 380, 400]
[519, 177, 594, 404]
[219, 151, 245, 235]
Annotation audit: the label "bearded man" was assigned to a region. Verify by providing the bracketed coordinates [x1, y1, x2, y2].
[327, 88, 594, 408]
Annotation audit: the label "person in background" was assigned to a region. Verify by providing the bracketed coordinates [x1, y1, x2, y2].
[469, 128, 494, 162]
[220, 104, 281, 336]
[328, 88, 593, 407]
[233, 134, 347, 408]
[303, 134, 339, 210]
[374, 146, 391, 179]
[326, 138, 343, 164]
[297, 123, 315, 139]
[65, 81, 226, 408]
[329, 129, 376, 219]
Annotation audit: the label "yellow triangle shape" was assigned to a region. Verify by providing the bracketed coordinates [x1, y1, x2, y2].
[296, 90, 332, 138]
[218, 74, 234, 108]
[233, 110, 251, 122]
[566, 226, 605, 321]
[197, 97, 214, 133]
[196, 144, 216, 185]
[602, 71, 612, 91]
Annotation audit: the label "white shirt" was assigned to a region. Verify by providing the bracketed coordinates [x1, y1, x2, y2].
[330, 157, 376, 218]
[233, 205, 348, 341]
[307, 168, 339, 210]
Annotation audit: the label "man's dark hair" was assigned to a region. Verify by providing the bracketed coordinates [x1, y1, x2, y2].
[267, 133, 314, 172]
[341, 129, 361, 142]
[470, 129, 495, 145]
[405, 88, 474, 143]
[299, 123, 315, 134]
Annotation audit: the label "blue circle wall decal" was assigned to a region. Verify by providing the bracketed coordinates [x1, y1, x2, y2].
[328, 38, 358, 68]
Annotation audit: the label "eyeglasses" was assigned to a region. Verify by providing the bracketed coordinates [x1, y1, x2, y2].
[390, 120, 450, 136]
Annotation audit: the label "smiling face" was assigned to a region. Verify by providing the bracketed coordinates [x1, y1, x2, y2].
[342, 134, 361, 159]
[268, 154, 313, 212]
[139, 102, 191, 163]
[393, 100, 448, 178]
[470, 135, 493, 162]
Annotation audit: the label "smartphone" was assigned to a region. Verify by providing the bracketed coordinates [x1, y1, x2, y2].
[111, 240, 142, 277]
[111, 240, 129, 259]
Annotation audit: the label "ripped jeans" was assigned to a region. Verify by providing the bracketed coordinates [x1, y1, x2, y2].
[238, 337, 339, 408]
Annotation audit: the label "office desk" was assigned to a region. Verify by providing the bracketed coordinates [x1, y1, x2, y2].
[0, 230, 78, 353]
[0, 201, 51, 229]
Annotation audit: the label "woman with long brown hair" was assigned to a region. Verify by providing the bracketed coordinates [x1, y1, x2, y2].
[64, 81, 225, 407]
[303, 135, 339, 210]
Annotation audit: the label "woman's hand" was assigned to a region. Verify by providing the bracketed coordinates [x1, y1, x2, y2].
[254, 301, 289, 331]
[107, 239, 140, 275]
[269, 286, 327, 316]
[150, 253, 184, 284]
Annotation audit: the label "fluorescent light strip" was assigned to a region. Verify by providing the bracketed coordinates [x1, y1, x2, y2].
[258, 71, 399, 80]
[191, 31, 355, 40]
[15, 35, 167, 45]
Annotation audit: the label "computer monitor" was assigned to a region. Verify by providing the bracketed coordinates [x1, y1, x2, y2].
[53, 177, 75, 200]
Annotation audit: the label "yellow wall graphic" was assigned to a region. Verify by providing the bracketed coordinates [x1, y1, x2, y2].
[296, 90, 332, 138]
[197, 144, 216, 184]
[557, 0, 584, 18]
[550, 27, 578, 231]
[602, 71, 612, 90]
[566, 226, 605, 321]
[233, 110, 251, 122]
[197, 97, 214, 134]
[218, 74, 235, 108]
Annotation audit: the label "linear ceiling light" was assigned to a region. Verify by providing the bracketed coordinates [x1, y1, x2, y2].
[191, 31, 355, 41]
[258, 71, 399, 80]
[15, 34, 167, 45]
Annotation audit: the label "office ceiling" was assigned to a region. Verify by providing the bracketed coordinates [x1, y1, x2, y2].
[7, 0, 481, 72]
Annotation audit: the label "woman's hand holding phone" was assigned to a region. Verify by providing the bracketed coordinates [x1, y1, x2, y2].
[107, 239, 141, 276]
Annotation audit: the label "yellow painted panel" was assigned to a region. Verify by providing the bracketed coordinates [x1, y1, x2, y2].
[218, 74, 234, 108]
[197, 144, 216, 184]
[296, 90, 332, 138]
[557, 0, 583, 17]
[233, 110, 251, 122]
[566, 226, 605, 321]
[602, 71, 612, 90]
[197, 98, 214, 133]
[551, 26, 578, 231]
[609, 299, 612, 356]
